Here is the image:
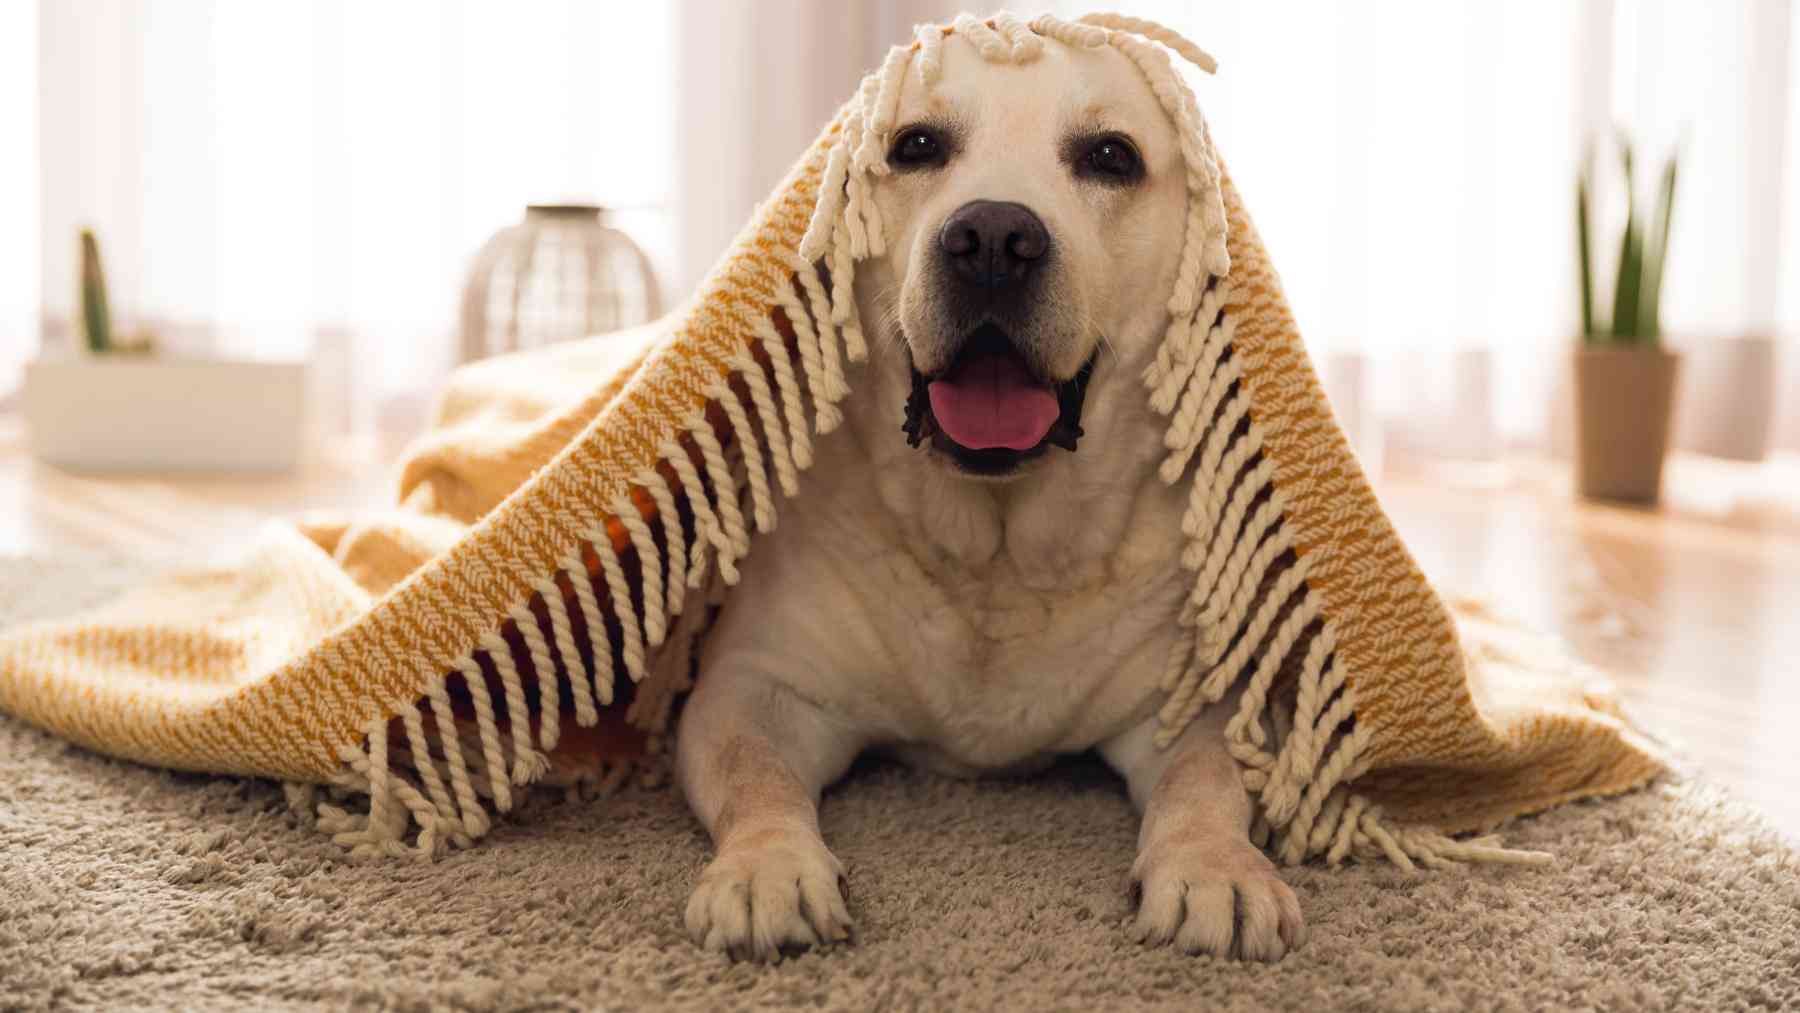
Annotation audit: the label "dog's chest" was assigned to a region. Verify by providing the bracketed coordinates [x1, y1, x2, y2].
[879, 556, 1185, 774]
[704, 403, 1193, 774]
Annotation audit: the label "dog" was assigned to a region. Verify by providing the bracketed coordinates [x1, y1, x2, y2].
[674, 31, 1306, 963]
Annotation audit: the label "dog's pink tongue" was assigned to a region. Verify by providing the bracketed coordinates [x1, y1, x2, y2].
[926, 353, 1060, 451]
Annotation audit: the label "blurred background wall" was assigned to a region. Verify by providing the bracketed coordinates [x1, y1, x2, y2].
[3, 0, 1798, 467]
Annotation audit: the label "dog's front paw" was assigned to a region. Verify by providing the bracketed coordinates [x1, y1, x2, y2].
[1127, 837, 1306, 961]
[685, 827, 853, 962]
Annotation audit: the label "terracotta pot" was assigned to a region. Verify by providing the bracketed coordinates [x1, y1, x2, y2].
[1572, 343, 1681, 505]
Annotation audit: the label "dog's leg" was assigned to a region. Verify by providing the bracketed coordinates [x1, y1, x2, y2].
[675, 668, 863, 961]
[1099, 696, 1306, 961]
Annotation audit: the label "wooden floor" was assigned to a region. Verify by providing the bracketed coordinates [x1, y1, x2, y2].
[1381, 452, 1800, 844]
[1, 416, 1795, 843]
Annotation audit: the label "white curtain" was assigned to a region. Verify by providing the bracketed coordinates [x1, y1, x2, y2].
[1042, 1, 1592, 465]
[7, 1, 1799, 460]
[0, 3, 39, 399]
[668, 0, 967, 299]
[13, 0, 673, 423]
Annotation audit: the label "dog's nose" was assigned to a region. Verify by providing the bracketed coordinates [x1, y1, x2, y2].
[938, 200, 1049, 290]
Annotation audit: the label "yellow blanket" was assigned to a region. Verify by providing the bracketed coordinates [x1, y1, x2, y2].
[0, 14, 1663, 867]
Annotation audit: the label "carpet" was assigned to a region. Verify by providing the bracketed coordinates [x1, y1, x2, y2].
[2, 556, 1797, 1012]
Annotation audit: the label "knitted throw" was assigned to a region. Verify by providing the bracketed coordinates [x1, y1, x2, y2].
[0, 14, 1664, 868]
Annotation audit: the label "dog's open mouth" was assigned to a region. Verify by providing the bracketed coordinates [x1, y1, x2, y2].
[903, 324, 1094, 475]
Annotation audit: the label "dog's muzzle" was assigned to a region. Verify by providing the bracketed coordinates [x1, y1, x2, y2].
[904, 200, 1091, 475]
[903, 323, 1095, 476]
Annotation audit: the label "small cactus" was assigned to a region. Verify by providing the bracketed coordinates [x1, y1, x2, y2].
[79, 228, 113, 354]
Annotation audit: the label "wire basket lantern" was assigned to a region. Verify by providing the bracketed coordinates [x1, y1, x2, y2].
[459, 204, 660, 362]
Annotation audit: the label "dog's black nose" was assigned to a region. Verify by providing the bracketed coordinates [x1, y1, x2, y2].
[938, 200, 1049, 290]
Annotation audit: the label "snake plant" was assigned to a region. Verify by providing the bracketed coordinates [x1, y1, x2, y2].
[1578, 135, 1678, 344]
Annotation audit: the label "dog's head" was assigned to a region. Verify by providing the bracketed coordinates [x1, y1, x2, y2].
[852, 31, 1201, 479]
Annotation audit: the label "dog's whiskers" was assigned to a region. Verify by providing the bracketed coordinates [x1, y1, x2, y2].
[1089, 315, 1121, 367]
[870, 297, 906, 355]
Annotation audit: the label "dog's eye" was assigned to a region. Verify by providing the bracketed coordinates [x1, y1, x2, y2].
[1079, 136, 1144, 183]
[889, 127, 944, 169]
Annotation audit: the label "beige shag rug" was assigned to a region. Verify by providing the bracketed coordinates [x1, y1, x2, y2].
[3, 556, 1797, 1012]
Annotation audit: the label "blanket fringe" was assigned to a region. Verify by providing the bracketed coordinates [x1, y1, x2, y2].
[1142, 209, 1551, 871]
[292, 178, 858, 858]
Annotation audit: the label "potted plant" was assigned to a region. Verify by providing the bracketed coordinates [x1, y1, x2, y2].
[1572, 137, 1680, 505]
[23, 229, 307, 473]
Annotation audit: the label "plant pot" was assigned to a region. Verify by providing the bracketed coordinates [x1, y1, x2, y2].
[23, 354, 307, 473]
[1672, 335, 1777, 461]
[1572, 343, 1680, 505]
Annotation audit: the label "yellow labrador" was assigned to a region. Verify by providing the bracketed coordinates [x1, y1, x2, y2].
[676, 33, 1305, 962]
